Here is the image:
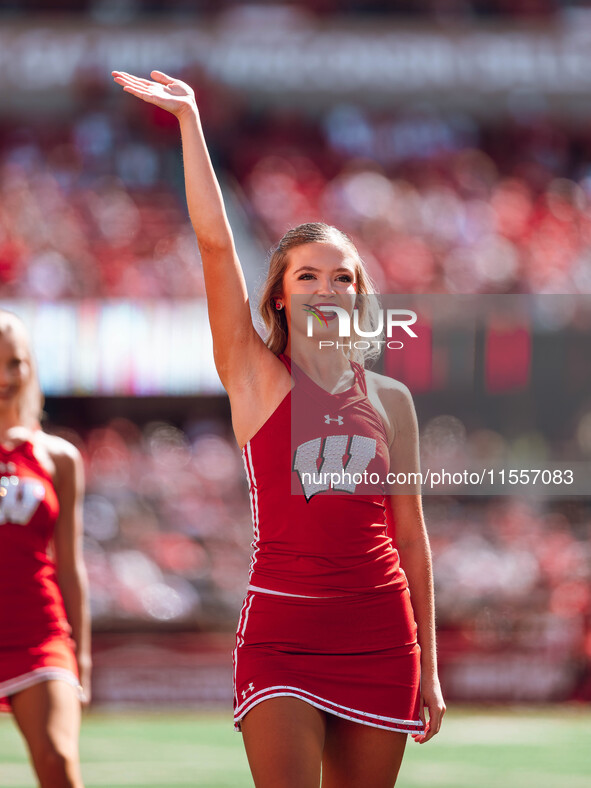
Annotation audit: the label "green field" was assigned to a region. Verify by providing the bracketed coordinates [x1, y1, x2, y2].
[0, 707, 589, 788]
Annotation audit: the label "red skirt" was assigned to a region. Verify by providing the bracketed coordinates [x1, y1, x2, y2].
[0, 632, 80, 712]
[233, 587, 424, 734]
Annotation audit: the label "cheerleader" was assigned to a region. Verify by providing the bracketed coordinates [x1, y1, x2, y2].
[0, 310, 90, 788]
[113, 70, 445, 788]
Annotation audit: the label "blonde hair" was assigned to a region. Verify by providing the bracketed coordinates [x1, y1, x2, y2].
[259, 223, 381, 364]
[0, 310, 43, 430]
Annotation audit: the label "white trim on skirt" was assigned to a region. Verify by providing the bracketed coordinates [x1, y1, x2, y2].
[0, 667, 81, 705]
[234, 684, 425, 734]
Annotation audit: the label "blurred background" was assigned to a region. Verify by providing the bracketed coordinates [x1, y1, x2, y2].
[1, 0, 590, 722]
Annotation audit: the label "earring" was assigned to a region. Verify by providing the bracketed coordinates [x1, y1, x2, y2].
[275, 300, 283, 310]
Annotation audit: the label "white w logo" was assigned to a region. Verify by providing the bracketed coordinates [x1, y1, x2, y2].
[0, 477, 46, 525]
[292, 435, 377, 501]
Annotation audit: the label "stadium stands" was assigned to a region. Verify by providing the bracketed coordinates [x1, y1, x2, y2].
[3, 101, 591, 298]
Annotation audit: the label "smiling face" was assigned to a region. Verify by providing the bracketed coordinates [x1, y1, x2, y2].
[280, 242, 358, 337]
[259, 223, 376, 360]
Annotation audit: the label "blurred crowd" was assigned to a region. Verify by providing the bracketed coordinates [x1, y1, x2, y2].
[428, 497, 590, 657]
[61, 419, 251, 629]
[3, 87, 591, 297]
[235, 105, 591, 295]
[0, 111, 205, 299]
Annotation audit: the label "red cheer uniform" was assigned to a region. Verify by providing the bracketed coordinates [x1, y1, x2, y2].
[0, 441, 79, 711]
[234, 355, 423, 734]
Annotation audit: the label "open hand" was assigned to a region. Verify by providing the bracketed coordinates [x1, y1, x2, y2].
[112, 70, 196, 118]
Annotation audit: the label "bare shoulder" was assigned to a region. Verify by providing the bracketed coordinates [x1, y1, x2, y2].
[33, 432, 83, 488]
[364, 368, 417, 446]
[365, 368, 414, 409]
[35, 432, 81, 462]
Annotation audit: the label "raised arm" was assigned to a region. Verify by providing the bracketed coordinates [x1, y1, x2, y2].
[111, 70, 271, 392]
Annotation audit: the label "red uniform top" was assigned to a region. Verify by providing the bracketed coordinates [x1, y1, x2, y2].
[0, 441, 70, 649]
[242, 354, 407, 596]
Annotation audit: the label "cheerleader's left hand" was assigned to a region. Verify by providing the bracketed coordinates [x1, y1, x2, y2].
[412, 675, 446, 744]
[77, 656, 92, 706]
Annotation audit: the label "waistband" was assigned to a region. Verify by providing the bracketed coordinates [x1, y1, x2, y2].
[246, 584, 347, 599]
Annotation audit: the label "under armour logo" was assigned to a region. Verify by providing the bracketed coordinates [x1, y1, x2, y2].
[324, 415, 343, 425]
[241, 682, 255, 699]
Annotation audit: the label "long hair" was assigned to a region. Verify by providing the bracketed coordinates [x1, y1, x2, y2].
[259, 223, 381, 364]
[0, 310, 44, 430]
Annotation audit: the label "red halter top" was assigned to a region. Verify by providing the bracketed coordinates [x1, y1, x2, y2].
[241, 354, 406, 596]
